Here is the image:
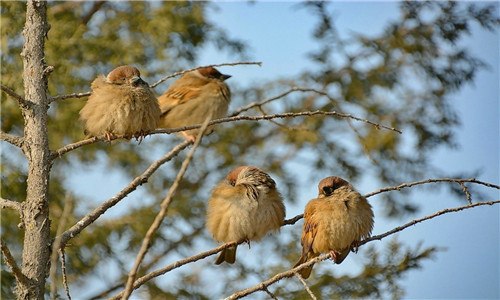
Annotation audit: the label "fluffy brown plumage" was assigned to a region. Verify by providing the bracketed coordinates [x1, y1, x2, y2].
[294, 176, 374, 279]
[79, 65, 161, 141]
[158, 66, 231, 141]
[206, 166, 286, 265]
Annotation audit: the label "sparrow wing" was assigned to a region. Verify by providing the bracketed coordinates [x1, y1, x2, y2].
[158, 85, 203, 115]
[293, 199, 320, 279]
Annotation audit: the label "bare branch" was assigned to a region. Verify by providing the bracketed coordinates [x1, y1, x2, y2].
[150, 61, 262, 88]
[1, 131, 25, 150]
[294, 273, 318, 300]
[359, 200, 500, 246]
[81, 1, 106, 25]
[50, 91, 91, 102]
[121, 116, 212, 299]
[60, 250, 71, 300]
[263, 287, 279, 300]
[110, 241, 241, 300]
[229, 87, 337, 117]
[50, 196, 73, 300]
[1, 84, 30, 108]
[0, 197, 22, 213]
[52, 108, 401, 159]
[225, 200, 500, 299]
[0, 239, 29, 285]
[152, 110, 402, 135]
[58, 140, 192, 248]
[365, 178, 499, 198]
[283, 214, 304, 226]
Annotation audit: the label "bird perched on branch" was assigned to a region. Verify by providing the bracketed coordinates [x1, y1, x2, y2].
[206, 166, 286, 265]
[79, 65, 161, 141]
[157, 66, 231, 141]
[294, 176, 374, 279]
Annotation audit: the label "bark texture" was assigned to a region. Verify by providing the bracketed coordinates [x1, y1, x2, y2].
[18, 1, 52, 299]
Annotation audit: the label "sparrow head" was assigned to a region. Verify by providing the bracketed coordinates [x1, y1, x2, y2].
[197, 66, 231, 81]
[106, 65, 148, 87]
[317, 176, 350, 198]
[226, 166, 276, 190]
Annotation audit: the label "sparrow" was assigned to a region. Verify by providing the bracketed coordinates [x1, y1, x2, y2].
[294, 176, 374, 279]
[79, 65, 161, 141]
[157, 66, 231, 141]
[206, 166, 286, 265]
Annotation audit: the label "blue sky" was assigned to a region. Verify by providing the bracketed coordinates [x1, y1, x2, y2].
[65, 2, 499, 298]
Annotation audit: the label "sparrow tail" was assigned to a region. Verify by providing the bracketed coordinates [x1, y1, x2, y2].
[215, 245, 237, 265]
[294, 256, 314, 279]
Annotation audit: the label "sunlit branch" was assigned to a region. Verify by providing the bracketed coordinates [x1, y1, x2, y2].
[1, 131, 25, 150]
[365, 178, 499, 198]
[294, 273, 318, 300]
[57, 140, 192, 248]
[152, 110, 403, 135]
[1, 84, 31, 108]
[121, 116, 212, 300]
[50, 196, 73, 300]
[109, 241, 241, 300]
[229, 87, 337, 117]
[60, 249, 71, 300]
[0, 197, 22, 213]
[50, 91, 91, 102]
[150, 61, 262, 88]
[0, 239, 29, 285]
[224, 200, 500, 299]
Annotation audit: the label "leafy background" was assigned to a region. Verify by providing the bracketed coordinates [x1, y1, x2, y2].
[1, 1, 498, 299]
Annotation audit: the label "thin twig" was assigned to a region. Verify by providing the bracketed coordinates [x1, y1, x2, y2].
[151, 110, 402, 135]
[0, 239, 29, 285]
[120, 116, 212, 300]
[1, 84, 30, 108]
[0, 197, 22, 213]
[365, 178, 499, 198]
[52, 108, 402, 159]
[1, 131, 25, 150]
[229, 87, 337, 117]
[60, 249, 71, 300]
[459, 182, 472, 204]
[150, 61, 262, 88]
[294, 273, 318, 300]
[263, 287, 279, 300]
[110, 241, 241, 300]
[283, 214, 304, 226]
[57, 140, 192, 248]
[50, 196, 73, 300]
[50, 91, 91, 102]
[224, 200, 500, 299]
[359, 200, 500, 246]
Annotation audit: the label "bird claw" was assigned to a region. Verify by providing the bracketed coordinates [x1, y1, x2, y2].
[350, 240, 360, 253]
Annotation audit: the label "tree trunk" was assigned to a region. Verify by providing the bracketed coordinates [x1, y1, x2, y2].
[17, 1, 51, 299]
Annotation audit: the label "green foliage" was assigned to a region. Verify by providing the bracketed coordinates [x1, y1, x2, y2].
[1, 1, 497, 299]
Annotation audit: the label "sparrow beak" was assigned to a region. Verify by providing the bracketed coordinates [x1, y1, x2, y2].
[131, 76, 146, 87]
[221, 74, 231, 81]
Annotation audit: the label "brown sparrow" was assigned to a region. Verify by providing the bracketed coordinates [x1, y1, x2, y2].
[157, 66, 231, 141]
[79, 65, 161, 141]
[294, 176, 374, 279]
[206, 166, 286, 264]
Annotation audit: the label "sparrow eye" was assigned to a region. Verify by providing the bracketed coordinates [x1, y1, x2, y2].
[228, 179, 236, 186]
[323, 186, 334, 196]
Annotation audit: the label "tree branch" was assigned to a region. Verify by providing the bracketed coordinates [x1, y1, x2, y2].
[81, 1, 106, 25]
[110, 241, 242, 300]
[150, 61, 262, 88]
[58, 140, 192, 248]
[49, 91, 91, 102]
[294, 273, 318, 300]
[121, 116, 212, 299]
[1, 84, 31, 108]
[365, 178, 500, 198]
[228, 87, 337, 117]
[60, 249, 71, 300]
[0, 197, 22, 213]
[224, 200, 500, 299]
[1, 131, 25, 150]
[1, 239, 29, 286]
[151, 110, 402, 135]
[50, 196, 73, 300]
